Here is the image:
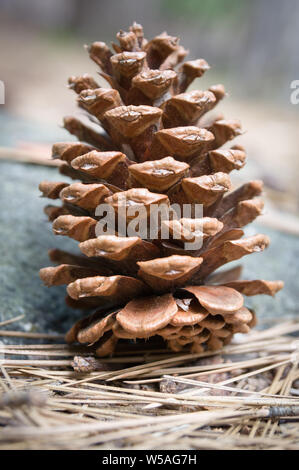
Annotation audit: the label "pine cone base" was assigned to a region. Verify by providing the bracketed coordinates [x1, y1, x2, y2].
[65, 288, 257, 356]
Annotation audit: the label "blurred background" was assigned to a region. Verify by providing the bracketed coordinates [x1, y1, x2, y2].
[0, 0, 299, 330]
[0, 0, 299, 218]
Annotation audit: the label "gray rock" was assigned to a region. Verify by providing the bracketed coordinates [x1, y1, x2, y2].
[232, 224, 299, 327]
[0, 160, 82, 335]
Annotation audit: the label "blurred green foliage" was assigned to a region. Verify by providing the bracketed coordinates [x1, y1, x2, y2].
[161, 0, 244, 23]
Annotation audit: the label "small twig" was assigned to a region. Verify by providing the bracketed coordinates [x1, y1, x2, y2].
[0, 146, 59, 167]
[163, 375, 297, 399]
[0, 315, 25, 328]
[0, 330, 65, 340]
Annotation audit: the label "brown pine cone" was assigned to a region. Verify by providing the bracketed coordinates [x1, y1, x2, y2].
[39, 23, 283, 356]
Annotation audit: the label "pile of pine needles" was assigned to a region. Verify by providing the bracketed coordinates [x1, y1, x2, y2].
[0, 315, 299, 450]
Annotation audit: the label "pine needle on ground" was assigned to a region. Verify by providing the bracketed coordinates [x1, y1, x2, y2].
[0, 320, 298, 450]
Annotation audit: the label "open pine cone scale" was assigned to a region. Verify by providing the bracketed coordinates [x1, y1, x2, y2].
[39, 23, 283, 356]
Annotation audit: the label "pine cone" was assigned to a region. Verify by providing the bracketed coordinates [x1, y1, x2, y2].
[39, 23, 283, 357]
